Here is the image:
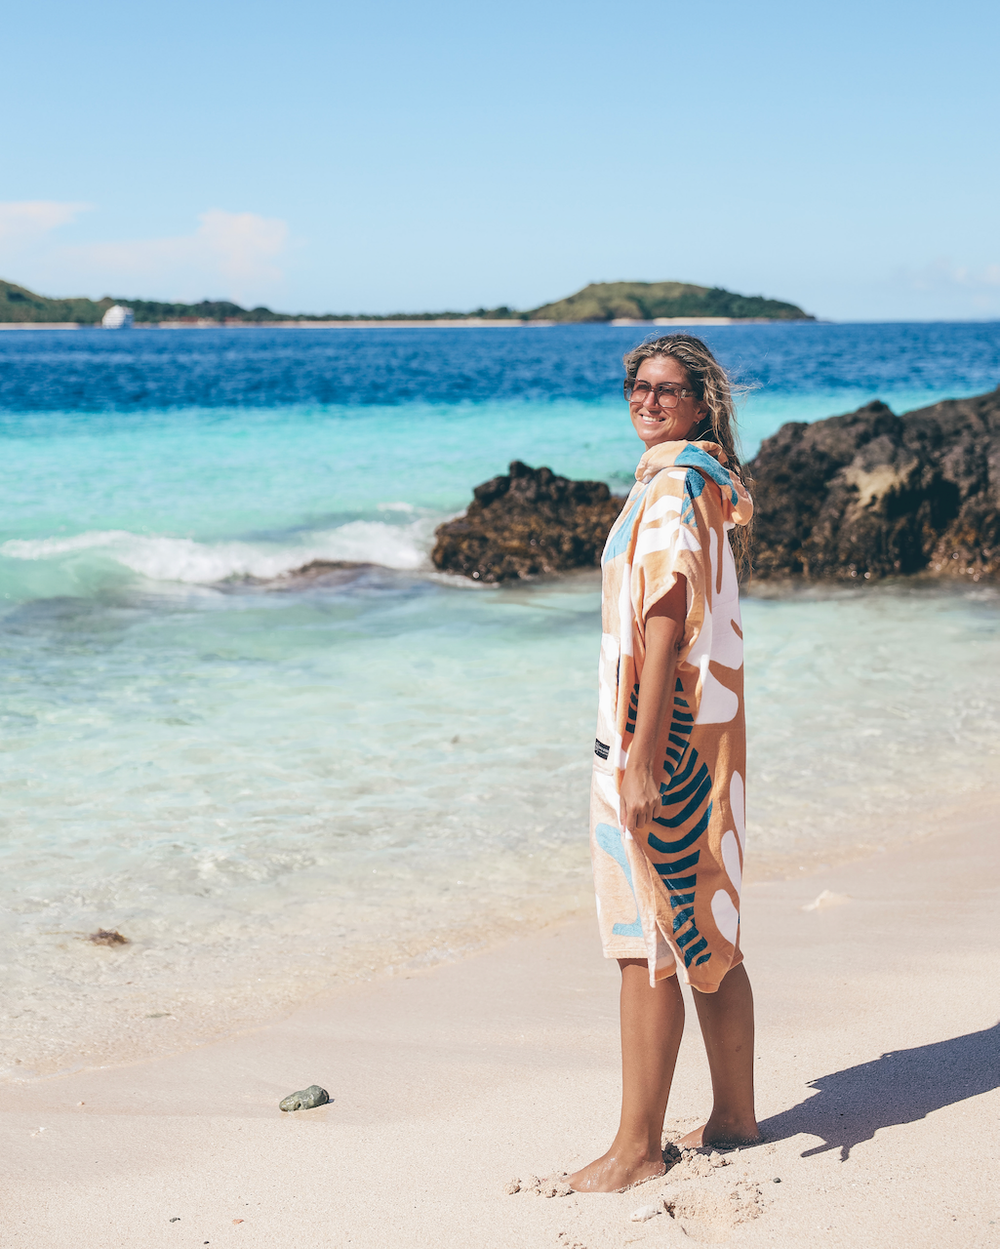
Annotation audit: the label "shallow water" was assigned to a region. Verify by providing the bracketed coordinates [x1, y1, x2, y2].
[2, 323, 998, 1076]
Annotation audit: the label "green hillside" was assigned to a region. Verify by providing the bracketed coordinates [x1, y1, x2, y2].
[0, 279, 112, 323]
[0, 277, 813, 324]
[115, 298, 286, 323]
[0, 281, 293, 324]
[0, 281, 498, 324]
[528, 281, 812, 322]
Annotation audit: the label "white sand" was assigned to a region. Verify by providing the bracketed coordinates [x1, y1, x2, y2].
[2, 810, 998, 1248]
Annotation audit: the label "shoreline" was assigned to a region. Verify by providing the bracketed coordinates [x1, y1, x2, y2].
[3, 790, 998, 1087]
[0, 317, 814, 331]
[3, 794, 993, 1089]
[2, 317, 996, 333]
[2, 800, 997, 1247]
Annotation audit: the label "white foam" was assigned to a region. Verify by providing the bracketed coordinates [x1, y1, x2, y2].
[1, 517, 437, 584]
[3, 530, 136, 558]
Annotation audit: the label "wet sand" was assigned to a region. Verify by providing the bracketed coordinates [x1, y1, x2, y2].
[2, 807, 998, 1248]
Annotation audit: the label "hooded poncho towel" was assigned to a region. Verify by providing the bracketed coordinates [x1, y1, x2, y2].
[591, 439, 755, 991]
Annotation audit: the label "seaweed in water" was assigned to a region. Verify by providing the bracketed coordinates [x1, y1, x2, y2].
[87, 929, 129, 946]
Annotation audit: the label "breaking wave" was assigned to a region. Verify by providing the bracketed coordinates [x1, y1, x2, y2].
[1, 515, 440, 587]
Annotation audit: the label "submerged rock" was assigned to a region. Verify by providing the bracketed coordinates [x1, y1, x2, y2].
[279, 1084, 330, 1112]
[750, 387, 1000, 581]
[431, 460, 623, 582]
[215, 560, 369, 593]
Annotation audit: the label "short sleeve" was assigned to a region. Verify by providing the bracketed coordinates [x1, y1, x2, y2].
[630, 469, 692, 625]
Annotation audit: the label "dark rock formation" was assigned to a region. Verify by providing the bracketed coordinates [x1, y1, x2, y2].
[279, 1085, 330, 1112]
[749, 388, 1000, 582]
[431, 461, 624, 582]
[433, 390, 1000, 587]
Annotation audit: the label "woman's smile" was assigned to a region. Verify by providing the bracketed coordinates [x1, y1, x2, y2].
[628, 356, 707, 446]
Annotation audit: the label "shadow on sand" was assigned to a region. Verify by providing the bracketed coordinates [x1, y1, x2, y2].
[758, 1021, 1000, 1161]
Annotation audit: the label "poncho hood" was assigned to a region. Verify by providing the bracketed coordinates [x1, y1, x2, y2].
[635, 439, 754, 527]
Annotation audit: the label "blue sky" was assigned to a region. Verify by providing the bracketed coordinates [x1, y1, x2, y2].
[2, 0, 998, 320]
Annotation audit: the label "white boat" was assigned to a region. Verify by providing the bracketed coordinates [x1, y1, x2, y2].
[101, 304, 134, 329]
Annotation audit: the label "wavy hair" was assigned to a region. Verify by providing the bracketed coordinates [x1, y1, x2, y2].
[622, 333, 753, 574]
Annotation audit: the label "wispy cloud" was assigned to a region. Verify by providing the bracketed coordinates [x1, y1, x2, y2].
[65, 211, 289, 304]
[195, 210, 289, 291]
[2, 208, 291, 307]
[904, 258, 1000, 290]
[904, 259, 1000, 306]
[886, 258, 1000, 317]
[0, 200, 92, 245]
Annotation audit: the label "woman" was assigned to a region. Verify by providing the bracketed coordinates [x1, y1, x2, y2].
[570, 334, 759, 1194]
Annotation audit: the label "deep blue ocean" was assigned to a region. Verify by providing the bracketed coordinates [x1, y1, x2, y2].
[2, 321, 999, 1078]
[4, 321, 1000, 414]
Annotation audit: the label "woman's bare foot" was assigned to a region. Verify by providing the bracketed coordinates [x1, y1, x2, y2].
[568, 1146, 666, 1193]
[677, 1115, 761, 1150]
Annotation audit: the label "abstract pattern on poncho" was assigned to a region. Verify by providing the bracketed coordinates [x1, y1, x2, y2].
[590, 439, 754, 991]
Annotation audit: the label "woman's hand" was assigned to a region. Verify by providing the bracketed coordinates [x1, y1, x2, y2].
[619, 575, 688, 834]
[620, 762, 662, 833]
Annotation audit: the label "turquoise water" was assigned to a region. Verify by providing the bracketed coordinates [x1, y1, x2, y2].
[2, 323, 999, 1077]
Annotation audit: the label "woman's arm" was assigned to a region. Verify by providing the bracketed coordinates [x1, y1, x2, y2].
[619, 574, 687, 833]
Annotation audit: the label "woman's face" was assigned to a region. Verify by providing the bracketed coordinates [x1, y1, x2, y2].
[628, 356, 708, 448]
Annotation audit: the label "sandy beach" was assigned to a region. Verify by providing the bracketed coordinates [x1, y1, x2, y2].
[2, 803, 997, 1249]
[5, 0, 999, 1241]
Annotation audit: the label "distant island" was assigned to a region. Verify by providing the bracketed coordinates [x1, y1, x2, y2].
[528, 281, 811, 322]
[0, 277, 814, 326]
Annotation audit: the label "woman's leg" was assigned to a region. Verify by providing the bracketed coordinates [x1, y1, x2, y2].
[678, 962, 761, 1148]
[569, 958, 685, 1192]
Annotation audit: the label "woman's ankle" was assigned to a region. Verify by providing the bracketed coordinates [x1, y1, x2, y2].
[703, 1110, 760, 1143]
[609, 1132, 665, 1163]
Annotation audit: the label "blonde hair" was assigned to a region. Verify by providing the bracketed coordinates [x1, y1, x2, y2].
[622, 333, 753, 574]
